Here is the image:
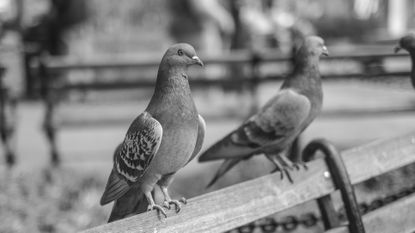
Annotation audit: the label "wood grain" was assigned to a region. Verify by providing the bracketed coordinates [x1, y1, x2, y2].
[80, 131, 415, 233]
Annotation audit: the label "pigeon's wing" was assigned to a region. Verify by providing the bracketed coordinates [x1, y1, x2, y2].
[100, 112, 162, 205]
[186, 114, 206, 165]
[199, 89, 311, 162]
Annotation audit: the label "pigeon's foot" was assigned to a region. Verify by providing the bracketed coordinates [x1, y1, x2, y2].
[180, 197, 187, 204]
[160, 186, 187, 213]
[147, 204, 167, 218]
[271, 166, 293, 183]
[163, 200, 182, 213]
[294, 162, 308, 171]
[145, 192, 167, 218]
[279, 155, 308, 171]
[266, 154, 294, 183]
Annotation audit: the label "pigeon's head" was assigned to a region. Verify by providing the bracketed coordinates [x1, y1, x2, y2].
[395, 33, 415, 53]
[163, 43, 204, 67]
[301, 36, 329, 57]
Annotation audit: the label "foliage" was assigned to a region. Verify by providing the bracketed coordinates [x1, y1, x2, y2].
[0, 168, 107, 233]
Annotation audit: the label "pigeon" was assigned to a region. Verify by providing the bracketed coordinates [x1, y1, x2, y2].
[100, 43, 205, 222]
[199, 36, 328, 187]
[394, 33, 415, 88]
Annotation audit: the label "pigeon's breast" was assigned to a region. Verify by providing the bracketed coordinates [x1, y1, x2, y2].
[148, 107, 199, 174]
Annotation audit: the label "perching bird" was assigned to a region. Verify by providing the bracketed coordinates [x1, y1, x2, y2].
[394, 33, 415, 89]
[199, 36, 328, 187]
[100, 43, 205, 222]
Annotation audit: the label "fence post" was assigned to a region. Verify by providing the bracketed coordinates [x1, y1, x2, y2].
[303, 139, 365, 233]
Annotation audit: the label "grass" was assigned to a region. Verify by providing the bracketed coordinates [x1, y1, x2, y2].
[0, 168, 107, 233]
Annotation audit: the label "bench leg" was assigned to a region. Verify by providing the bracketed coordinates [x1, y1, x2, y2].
[0, 70, 17, 167]
[303, 139, 365, 233]
[1, 125, 16, 166]
[43, 101, 60, 166]
[2, 98, 17, 166]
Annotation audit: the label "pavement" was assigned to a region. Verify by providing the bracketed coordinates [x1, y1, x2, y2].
[1, 79, 415, 198]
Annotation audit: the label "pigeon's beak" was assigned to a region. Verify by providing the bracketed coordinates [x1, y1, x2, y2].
[192, 56, 204, 67]
[394, 45, 401, 53]
[322, 46, 329, 56]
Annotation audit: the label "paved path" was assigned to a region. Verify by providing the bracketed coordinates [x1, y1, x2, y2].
[1, 80, 415, 198]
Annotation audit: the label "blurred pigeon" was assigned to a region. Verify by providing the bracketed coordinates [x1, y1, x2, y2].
[100, 43, 205, 222]
[199, 36, 328, 187]
[394, 33, 415, 88]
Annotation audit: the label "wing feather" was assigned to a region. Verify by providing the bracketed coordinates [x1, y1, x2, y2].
[186, 114, 206, 165]
[100, 111, 162, 205]
[115, 111, 163, 182]
[199, 89, 310, 161]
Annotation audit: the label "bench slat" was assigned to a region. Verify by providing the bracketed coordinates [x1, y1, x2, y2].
[38, 47, 409, 71]
[80, 131, 415, 233]
[326, 193, 415, 233]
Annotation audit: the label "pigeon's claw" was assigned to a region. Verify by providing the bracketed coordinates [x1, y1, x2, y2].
[267, 154, 294, 183]
[281, 167, 294, 183]
[147, 204, 167, 218]
[164, 200, 182, 213]
[279, 155, 307, 172]
[290, 162, 307, 171]
[270, 166, 293, 183]
[294, 162, 308, 171]
[180, 197, 187, 204]
[163, 201, 171, 210]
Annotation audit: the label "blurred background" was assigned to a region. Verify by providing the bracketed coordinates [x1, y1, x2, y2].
[1, 0, 415, 232]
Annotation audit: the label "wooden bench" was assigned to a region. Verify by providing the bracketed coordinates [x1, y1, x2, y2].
[79, 131, 415, 233]
[33, 44, 415, 165]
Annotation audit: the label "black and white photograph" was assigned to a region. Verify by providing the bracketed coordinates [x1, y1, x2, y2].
[0, 0, 415, 232]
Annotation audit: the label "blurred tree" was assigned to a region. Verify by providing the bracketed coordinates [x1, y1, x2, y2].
[167, 0, 234, 55]
[23, 0, 89, 55]
[22, 0, 90, 97]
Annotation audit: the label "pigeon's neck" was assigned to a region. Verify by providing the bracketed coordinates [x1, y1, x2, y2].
[289, 55, 321, 86]
[282, 54, 322, 101]
[292, 53, 320, 73]
[154, 65, 192, 95]
[147, 65, 196, 115]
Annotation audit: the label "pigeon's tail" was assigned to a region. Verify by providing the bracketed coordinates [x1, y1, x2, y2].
[206, 158, 242, 188]
[100, 169, 130, 206]
[199, 135, 256, 162]
[108, 187, 147, 223]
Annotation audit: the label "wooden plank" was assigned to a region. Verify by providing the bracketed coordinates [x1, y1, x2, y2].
[80, 131, 415, 233]
[344, 131, 415, 184]
[82, 159, 334, 233]
[326, 193, 415, 233]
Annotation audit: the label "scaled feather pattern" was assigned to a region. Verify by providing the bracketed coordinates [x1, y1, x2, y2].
[100, 43, 205, 222]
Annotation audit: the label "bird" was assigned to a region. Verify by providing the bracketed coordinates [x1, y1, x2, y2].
[394, 32, 415, 89]
[198, 36, 328, 187]
[100, 43, 205, 222]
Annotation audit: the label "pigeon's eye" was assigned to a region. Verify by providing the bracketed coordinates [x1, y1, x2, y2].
[177, 49, 183, 56]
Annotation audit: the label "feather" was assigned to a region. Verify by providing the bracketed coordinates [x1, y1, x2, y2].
[186, 114, 206, 165]
[206, 158, 243, 188]
[100, 169, 130, 206]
